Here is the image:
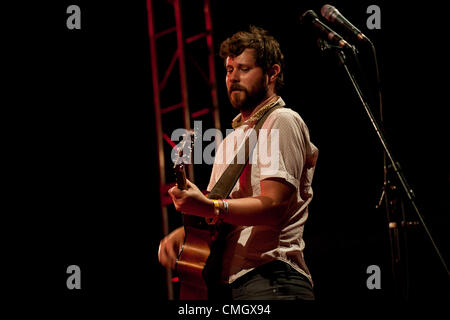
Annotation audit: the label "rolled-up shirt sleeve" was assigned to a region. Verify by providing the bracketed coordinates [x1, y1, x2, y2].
[258, 109, 311, 191]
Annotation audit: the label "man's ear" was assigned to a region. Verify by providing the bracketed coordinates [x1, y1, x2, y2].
[268, 64, 281, 83]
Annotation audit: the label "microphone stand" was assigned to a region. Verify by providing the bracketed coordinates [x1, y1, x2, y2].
[360, 39, 409, 299]
[323, 42, 449, 298]
[364, 38, 412, 300]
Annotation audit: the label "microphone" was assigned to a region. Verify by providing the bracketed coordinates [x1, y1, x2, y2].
[321, 4, 367, 41]
[300, 10, 352, 50]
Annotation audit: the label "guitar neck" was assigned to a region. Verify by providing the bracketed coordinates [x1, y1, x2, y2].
[175, 164, 187, 190]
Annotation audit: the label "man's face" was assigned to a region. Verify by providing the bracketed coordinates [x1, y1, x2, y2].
[225, 48, 268, 112]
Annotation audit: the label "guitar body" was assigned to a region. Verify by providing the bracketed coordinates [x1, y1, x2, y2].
[177, 222, 212, 300]
[177, 214, 228, 300]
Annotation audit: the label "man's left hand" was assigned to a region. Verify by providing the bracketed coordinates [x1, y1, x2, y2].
[168, 179, 213, 218]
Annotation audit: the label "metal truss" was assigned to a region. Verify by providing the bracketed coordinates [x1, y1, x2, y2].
[146, 0, 220, 299]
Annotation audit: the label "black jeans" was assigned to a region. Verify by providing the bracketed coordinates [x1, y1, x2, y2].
[226, 260, 315, 300]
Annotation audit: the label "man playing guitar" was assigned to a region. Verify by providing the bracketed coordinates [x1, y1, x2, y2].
[159, 26, 318, 300]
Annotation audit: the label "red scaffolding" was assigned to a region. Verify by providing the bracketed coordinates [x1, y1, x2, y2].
[146, 0, 220, 299]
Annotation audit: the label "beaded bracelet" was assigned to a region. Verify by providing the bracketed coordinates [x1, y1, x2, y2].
[222, 199, 229, 216]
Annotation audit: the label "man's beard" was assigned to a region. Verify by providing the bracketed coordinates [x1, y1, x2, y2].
[228, 79, 268, 112]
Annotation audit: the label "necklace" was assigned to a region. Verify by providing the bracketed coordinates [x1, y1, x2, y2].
[232, 95, 279, 129]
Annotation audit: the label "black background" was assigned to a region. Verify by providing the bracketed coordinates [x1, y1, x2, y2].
[9, 0, 449, 314]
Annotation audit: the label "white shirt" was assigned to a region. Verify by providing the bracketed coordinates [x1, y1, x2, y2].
[207, 97, 319, 285]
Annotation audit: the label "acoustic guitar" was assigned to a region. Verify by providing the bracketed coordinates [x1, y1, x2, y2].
[173, 131, 224, 300]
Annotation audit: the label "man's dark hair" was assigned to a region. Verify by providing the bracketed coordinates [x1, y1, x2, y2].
[219, 26, 285, 92]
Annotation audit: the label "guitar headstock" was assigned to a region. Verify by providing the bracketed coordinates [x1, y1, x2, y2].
[173, 130, 195, 190]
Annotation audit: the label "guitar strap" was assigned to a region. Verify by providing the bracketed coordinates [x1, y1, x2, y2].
[207, 100, 283, 200]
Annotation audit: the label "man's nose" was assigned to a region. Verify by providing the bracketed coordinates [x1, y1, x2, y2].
[228, 69, 240, 82]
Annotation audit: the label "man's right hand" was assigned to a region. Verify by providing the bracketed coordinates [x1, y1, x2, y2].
[158, 226, 185, 270]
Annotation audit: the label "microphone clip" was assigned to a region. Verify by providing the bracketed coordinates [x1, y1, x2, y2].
[317, 38, 357, 55]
